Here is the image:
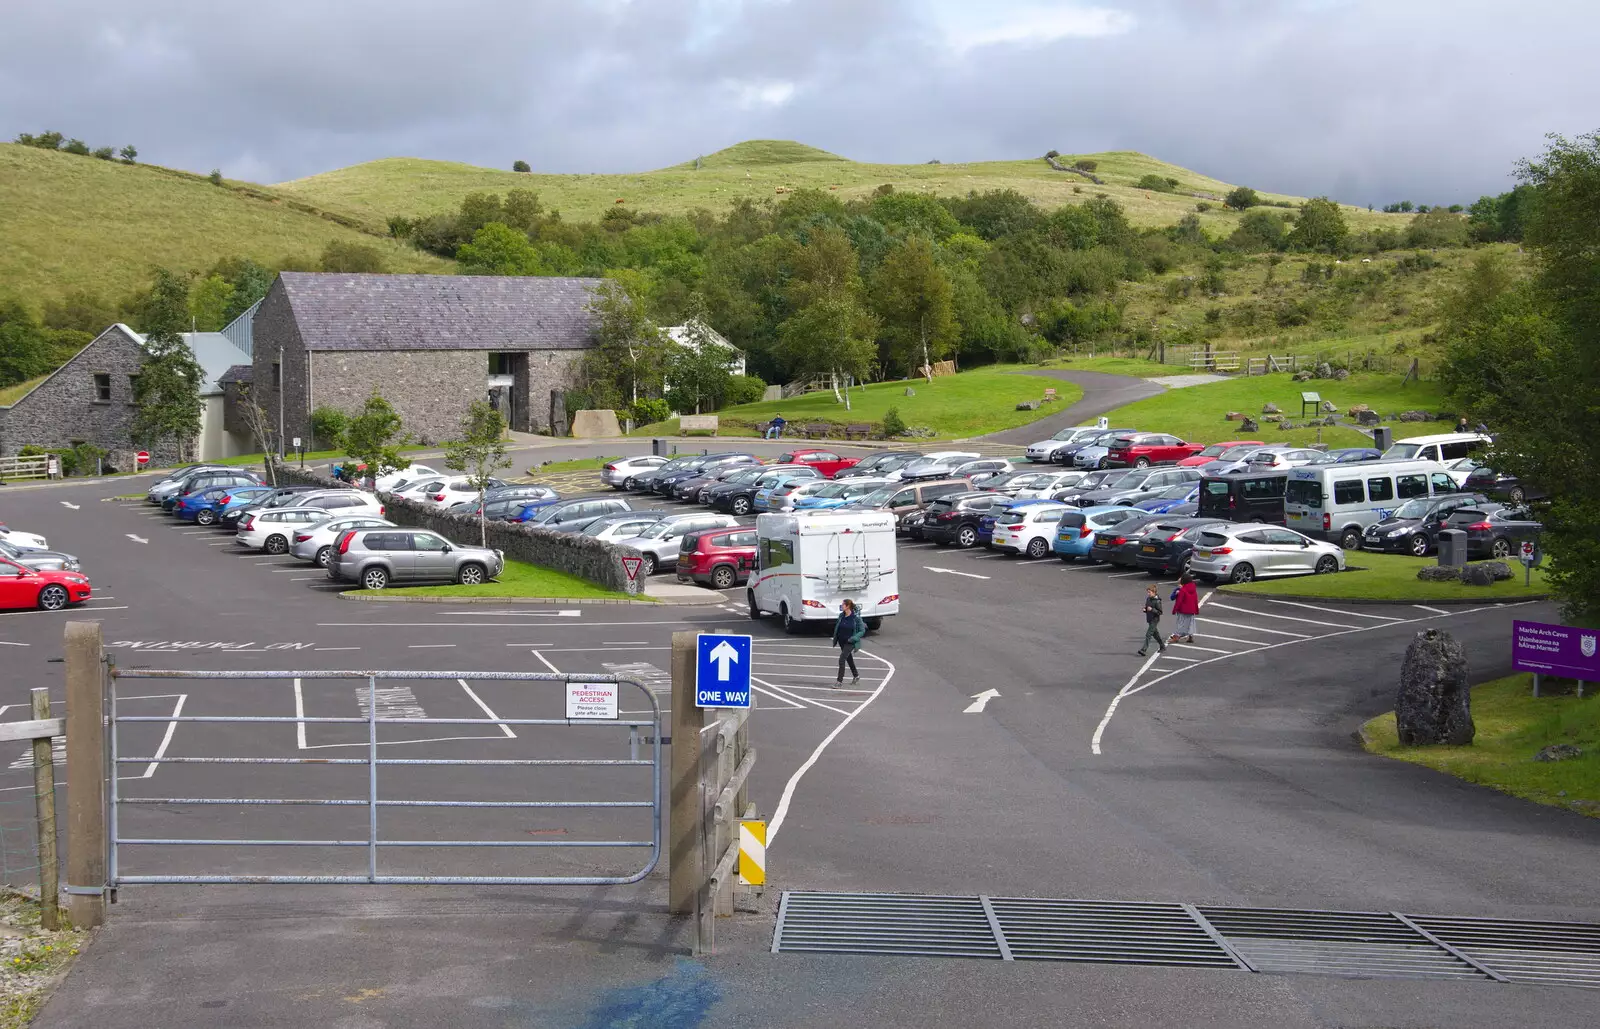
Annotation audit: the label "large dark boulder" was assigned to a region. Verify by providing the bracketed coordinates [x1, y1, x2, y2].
[1416, 566, 1460, 583]
[1395, 629, 1474, 746]
[1461, 563, 1497, 587]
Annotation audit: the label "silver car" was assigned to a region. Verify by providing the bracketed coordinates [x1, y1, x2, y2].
[1188, 524, 1345, 584]
[290, 516, 395, 567]
[1244, 446, 1324, 470]
[614, 513, 740, 575]
[0, 538, 79, 572]
[326, 528, 504, 590]
[1024, 426, 1104, 463]
[602, 455, 668, 488]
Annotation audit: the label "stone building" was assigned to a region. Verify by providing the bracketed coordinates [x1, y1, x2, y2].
[0, 322, 254, 465]
[250, 272, 603, 445]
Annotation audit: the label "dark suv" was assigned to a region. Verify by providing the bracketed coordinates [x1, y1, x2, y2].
[922, 492, 1013, 548]
[676, 526, 760, 589]
[1361, 493, 1492, 556]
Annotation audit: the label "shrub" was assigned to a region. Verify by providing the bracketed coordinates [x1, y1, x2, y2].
[310, 406, 350, 448]
[512, 160, 531, 173]
[1072, 159, 1098, 172]
[1195, 202, 1212, 213]
[1136, 174, 1176, 192]
[1224, 186, 1260, 211]
[1044, 149, 1060, 159]
[119, 144, 137, 163]
[92, 146, 115, 161]
[629, 397, 671, 426]
[208, 169, 224, 186]
[1072, 185, 1082, 194]
[319, 240, 388, 273]
[881, 406, 907, 438]
[722, 374, 767, 408]
[63, 138, 90, 156]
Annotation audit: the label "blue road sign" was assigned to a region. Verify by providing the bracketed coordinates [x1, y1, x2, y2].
[696, 633, 752, 709]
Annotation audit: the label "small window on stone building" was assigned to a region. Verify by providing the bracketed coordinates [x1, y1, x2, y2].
[271, 362, 282, 388]
[93, 373, 111, 401]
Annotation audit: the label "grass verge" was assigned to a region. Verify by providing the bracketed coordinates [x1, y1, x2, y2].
[212, 446, 429, 468]
[1362, 673, 1599, 817]
[0, 892, 86, 1028]
[0, 376, 50, 407]
[1223, 552, 1550, 602]
[632, 366, 1083, 439]
[372, 557, 631, 601]
[526, 456, 615, 475]
[1050, 356, 1179, 378]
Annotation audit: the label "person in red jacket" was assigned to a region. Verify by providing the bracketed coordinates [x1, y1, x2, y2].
[1169, 572, 1200, 644]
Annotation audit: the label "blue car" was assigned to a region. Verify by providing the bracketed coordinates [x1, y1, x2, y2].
[977, 498, 1066, 548]
[214, 485, 277, 522]
[1053, 505, 1153, 562]
[1131, 484, 1200, 515]
[174, 484, 272, 525]
[1309, 447, 1383, 465]
[794, 479, 893, 511]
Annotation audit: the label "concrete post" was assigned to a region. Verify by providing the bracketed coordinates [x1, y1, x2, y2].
[668, 630, 705, 915]
[31, 688, 59, 930]
[64, 621, 106, 929]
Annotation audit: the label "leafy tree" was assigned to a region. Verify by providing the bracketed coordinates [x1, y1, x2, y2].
[778, 295, 876, 408]
[1224, 186, 1259, 211]
[211, 257, 275, 323]
[443, 400, 508, 546]
[459, 192, 506, 234]
[319, 241, 387, 273]
[33, 131, 63, 150]
[119, 144, 137, 164]
[872, 235, 955, 375]
[208, 169, 224, 185]
[723, 373, 767, 407]
[581, 278, 673, 407]
[1467, 184, 1534, 243]
[92, 146, 115, 161]
[344, 393, 411, 485]
[131, 269, 205, 461]
[42, 290, 117, 333]
[310, 406, 350, 449]
[1228, 210, 1288, 251]
[512, 160, 531, 173]
[456, 223, 542, 275]
[941, 189, 1042, 240]
[503, 188, 543, 231]
[1135, 174, 1176, 193]
[1287, 197, 1348, 252]
[868, 192, 961, 240]
[664, 327, 734, 414]
[1072, 159, 1097, 172]
[1403, 208, 1470, 248]
[63, 138, 90, 156]
[188, 274, 236, 331]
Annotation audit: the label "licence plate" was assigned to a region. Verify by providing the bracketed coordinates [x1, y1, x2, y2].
[1197, 549, 1212, 558]
[1142, 545, 1157, 553]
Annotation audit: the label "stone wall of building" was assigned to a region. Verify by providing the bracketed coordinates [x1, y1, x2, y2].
[250, 283, 311, 449]
[309, 350, 484, 446]
[524, 350, 584, 434]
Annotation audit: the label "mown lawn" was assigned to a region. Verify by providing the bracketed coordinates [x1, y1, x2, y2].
[0, 374, 49, 406]
[1224, 552, 1551, 602]
[634, 365, 1083, 439]
[370, 557, 631, 601]
[1097, 370, 1453, 448]
[1053, 356, 1179, 378]
[212, 446, 429, 468]
[1363, 674, 1600, 818]
[525, 456, 616, 474]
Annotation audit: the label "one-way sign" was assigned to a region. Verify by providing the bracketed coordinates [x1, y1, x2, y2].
[695, 632, 752, 708]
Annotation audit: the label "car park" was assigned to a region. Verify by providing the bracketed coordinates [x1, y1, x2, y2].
[579, 511, 673, 543]
[894, 452, 982, 482]
[624, 455, 697, 491]
[1244, 446, 1323, 470]
[326, 527, 504, 590]
[1283, 461, 1462, 548]
[1133, 519, 1232, 577]
[1461, 465, 1546, 505]
[176, 483, 273, 525]
[676, 526, 761, 589]
[922, 492, 1013, 548]
[615, 513, 741, 575]
[1130, 483, 1200, 514]
[1307, 447, 1383, 465]
[948, 457, 1015, 484]
[1360, 492, 1492, 556]
[699, 464, 796, 509]
[1445, 506, 1543, 560]
[1178, 440, 1263, 467]
[834, 451, 922, 480]
[159, 470, 263, 511]
[1090, 514, 1169, 567]
[654, 454, 760, 497]
[1055, 429, 1135, 468]
[236, 507, 334, 554]
[1382, 432, 1492, 465]
[0, 524, 50, 551]
[1189, 524, 1345, 582]
[1196, 470, 1289, 525]
[0, 556, 92, 611]
[0, 537, 80, 572]
[752, 470, 826, 513]
[514, 496, 634, 528]
[684, 465, 760, 504]
[708, 466, 818, 515]
[794, 478, 894, 510]
[774, 448, 860, 478]
[989, 502, 1073, 558]
[1066, 467, 1200, 507]
[1104, 432, 1206, 468]
[1052, 505, 1150, 562]
[1025, 426, 1107, 463]
[602, 455, 668, 489]
[841, 477, 971, 524]
[290, 516, 396, 567]
[372, 464, 443, 493]
[749, 510, 899, 633]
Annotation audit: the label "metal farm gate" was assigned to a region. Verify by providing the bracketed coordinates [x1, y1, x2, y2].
[104, 668, 663, 886]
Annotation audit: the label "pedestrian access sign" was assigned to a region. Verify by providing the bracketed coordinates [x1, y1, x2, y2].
[695, 632, 752, 708]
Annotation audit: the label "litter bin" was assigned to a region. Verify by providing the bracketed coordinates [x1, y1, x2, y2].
[651, 438, 663, 457]
[1371, 426, 1393, 452]
[1436, 528, 1467, 568]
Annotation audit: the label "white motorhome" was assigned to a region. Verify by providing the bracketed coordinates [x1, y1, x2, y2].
[749, 511, 899, 633]
[1283, 459, 1461, 548]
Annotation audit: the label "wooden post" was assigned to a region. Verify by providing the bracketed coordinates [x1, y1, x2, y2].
[64, 621, 106, 929]
[668, 630, 705, 915]
[31, 689, 59, 930]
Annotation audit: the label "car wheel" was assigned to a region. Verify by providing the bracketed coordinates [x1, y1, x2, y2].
[1490, 537, 1512, 559]
[1229, 562, 1256, 584]
[731, 496, 752, 516]
[1134, 457, 1151, 468]
[747, 589, 762, 620]
[265, 534, 288, 555]
[711, 564, 737, 589]
[1178, 554, 1193, 575]
[1408, 534, 1429, 557]
[781, 603, 801, 635]
[864, 616, 883, 632]
[1509, 486, 1525, 504]
[1339, 527, 1362, 551]
[641, 553, 657, 576]
[361, 567, 389, 590]
[37, 585, 70, 611]
[457, 562, 487, 586]
[1025, 537, 1048, 559]
[956, 525, 978, 548]
[196, 508, 215, 525]
[1314, 555, 1339, 574]
[315, 546, 332, 568]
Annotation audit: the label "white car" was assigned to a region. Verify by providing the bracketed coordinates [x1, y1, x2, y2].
[373, 464, 442, 493]
[1188, 524, 1346, 584]
[412, 478, 510, 508]
[580, 512, 672, 543]
[1024, 426, 1105, 463]
[990, 503, 1073, 558]
[1011, 470, 1093, 499]
[0, 524, 48, 551]
[297, 489, 387, 518]
[236, 507, 334, 555]
[290, 516, 395, 567]
[602, 456, 668, 489]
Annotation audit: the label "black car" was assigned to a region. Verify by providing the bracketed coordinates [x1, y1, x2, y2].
[1307, 447, 1383, 465]
[707, 467, 817, 515]
[1089, 514, 1168, 567]
[1461, 466, 1546, 505]
[626, 454, 704, 492]
[217, 484, 321, 528]
[654, 454, 759, 497]
[922, 492, 1011, 548]
[834, 452, 923, 480]
[1442, 506, 1543, 560]
[1053, 428, 1136, 467]
[1360, 492, 1491, 556]
[1073, 468, 1201, 508]
[1050, 468, 1135, 504]
[1133, 518, 1231, 576]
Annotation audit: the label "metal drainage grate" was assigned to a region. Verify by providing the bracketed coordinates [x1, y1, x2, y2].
[773, 893, 1600, 989]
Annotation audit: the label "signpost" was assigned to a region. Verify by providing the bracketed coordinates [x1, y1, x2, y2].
[1519, 540, 1539, 586]
[135, 451, 149, 467]
[695, 633, 752, 709]
[1512, 619, 1597, 698]
[620, 555, 643, 583]
[565, 681, 619, 720]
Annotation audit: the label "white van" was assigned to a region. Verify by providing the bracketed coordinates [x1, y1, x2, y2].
[1382, 433, 1491, 465]
[749, 511, 899, 633]
[1284, 460, 1463, 548]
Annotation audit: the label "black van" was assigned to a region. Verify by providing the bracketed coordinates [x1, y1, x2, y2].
[1197, 471, 1289, 524]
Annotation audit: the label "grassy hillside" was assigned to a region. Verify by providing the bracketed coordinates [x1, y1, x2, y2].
[0, 145, 451, 306]
[273, 139, 1407, 236]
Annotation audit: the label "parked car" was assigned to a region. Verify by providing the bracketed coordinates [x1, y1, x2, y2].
[1072, 432, 1140, 470]
[773, 448, 860, 479]
[1178, 440, 1264, 468]
[1130, 483, 1201, 514]
[290, 516, 395, 567]
[922, 492, 1014, 548]
[834, 451, 923, 480]
[1360, 492, 1492, 556]
[625, 454, 699, 491]
[514, 496, 634, 528]
[654, 454, 760, 497]
[794, 477, 894, 511]
[602, 455, 668, 489]
[0, 538, 80, 572]
[326, 527, 504, 590]
[752, 470, 826, 513]
[1007, 469, 1094, 499]
[1133, 519, 1233, 577]
[1068, 467, 1200, 507]
[1445, 506, 1543, 560]
[219, 485, 322, 530]
[1307, 447, 1383, 465]
[1049, 468, 1134, 504]
[764, 478, 837, 512]
[900, 509, 929, 540]
[0, 524, 49, 551]
[372, 464, 442, 493]
[1244, 446, 1323, 470]
[159, 470, 262, 511]
[1105, 432, 1206, 468]
[0, 557, 92, 611]
[615, 513, 741, 575]
[1284, 460, 1461, 548]
[1025, 426, 1107, 464]
[1055, 429, 1135, 468]
[677, 526, 761, 589]
[145, 465, 234, 504]
[1382, 432, 1492, 465]
[479, 487, 561, 522]
[1194, 443, 1273, 475]
[841, 478, 973, 525]
[298, 489, 387, 518]
[236, 507, 334, 554]
[976, 497, 1071, 549]
[989, 503, 1074, 558]
[176, 484, 273, 525]
[708, 466, 818, 515]
[579, 510, 673, 543]
[1051, 506, 1152, 563]
[1196, 471, 1289, 525]
[1189, 524, 1346, 583]
[1090, 514, 1169, 567]
[948, 458, 1015, 485]
[1461, 466, 1546, 505]
[894, 452, 983, 482]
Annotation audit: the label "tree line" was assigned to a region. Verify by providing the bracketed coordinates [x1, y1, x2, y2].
[14, 130, 136, 164]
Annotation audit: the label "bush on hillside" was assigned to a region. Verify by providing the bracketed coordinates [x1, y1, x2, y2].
[1224, 186, 1260, 211]
[722, 374, 767, 407]
[1136, 174, 1178, 193]
[512, 160, 531, 173]
[92, 146, 115, 161]
[1044, 150, 1060, 159]
[1073, 159, 1098, 172]
[882, 405, 907, 437]
[1195, 201, 1212, 213]
[1404, 208, 1470, 248]
[208, 169, 224, 186]
[319, 241, 388, 273]
[629, 397, 671, 426]
[310, 406, 350, 449]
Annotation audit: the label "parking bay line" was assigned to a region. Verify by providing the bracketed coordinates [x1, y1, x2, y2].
[1170, 641, 1242, 655]
[1206, 601, 1357, 629]
[1258, 597, 1400, 621]
[1194, 617, 1309, 639]
[408, 643, 456, 648]
[317, 619, 754, 629]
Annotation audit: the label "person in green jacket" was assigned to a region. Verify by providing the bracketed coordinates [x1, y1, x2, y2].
[833, 599, 865, 687]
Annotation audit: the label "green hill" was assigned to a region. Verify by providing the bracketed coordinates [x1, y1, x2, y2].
[0, 144, 450, 308]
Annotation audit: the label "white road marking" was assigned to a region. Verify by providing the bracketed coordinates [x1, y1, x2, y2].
[963, 688, 1000, 713]
[291, 577, 323, 581]
[1259, 597, 1400, 621]
[1170, 641, 1240, 655]
[0, 641, 27, 647]
[125, 534, 148, 544]
[1157, 654, 1201, 663]
[316, 619, 755, 628]
[1105, 571, 1148, 578]
[60, 501, 79, 510]
[1206, 601, 1357, 629]
[751, 676, 850, 717]
[1413, 604, 1448, 615]
[924, 566, 990, 580]
[1092, 652, 1161, 755]
[407, 643, 456, 648]
[748, 683, 807, 709]
[206, 541, 232, 546]
[1195, 617, 1309, 639]
[438, 610, 581, 617]
[531, 650, 562, 674]
[314, 647, 360, 651]
[457, 678, 516, 738]
[128, 694, 186, 779]
[1183, 632, 1275, 647]
[603, 641, 650, 645]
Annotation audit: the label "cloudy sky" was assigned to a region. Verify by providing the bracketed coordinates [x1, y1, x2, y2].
[2, 0, 1594, 205]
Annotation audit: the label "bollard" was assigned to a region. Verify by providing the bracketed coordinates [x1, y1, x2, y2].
[64, 621, 107, 928]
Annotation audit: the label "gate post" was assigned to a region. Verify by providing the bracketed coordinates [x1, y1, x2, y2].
[64, 621, 107, 928]
[668, 631, 704, 915]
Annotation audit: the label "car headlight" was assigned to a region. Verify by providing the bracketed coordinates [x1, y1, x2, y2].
[1385, 527, 1410, 537]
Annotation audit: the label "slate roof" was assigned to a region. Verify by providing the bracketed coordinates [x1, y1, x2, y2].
[218, 364, 253, 385]
[275, 273, 604, 353]
[118, 327, 252, 397]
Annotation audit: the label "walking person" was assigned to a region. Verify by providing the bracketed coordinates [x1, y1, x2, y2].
[1169, 571, 1199, 644]
[1136, 585, 1167, 657]
[833, 599, 865, 687]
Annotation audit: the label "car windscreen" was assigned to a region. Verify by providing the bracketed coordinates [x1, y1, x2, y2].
[1218, 445, 1259, 460]
[1195, 444, 1229, 457]
[1285, 479, 1322, 508]
[1392, 498, 1433, 519]
[809, 483, 850, 498]
[1383, 444, 1423, 460]
[1058, 512, 1086, 529]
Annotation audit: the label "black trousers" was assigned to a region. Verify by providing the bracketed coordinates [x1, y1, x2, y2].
[836, 643, 859, 680]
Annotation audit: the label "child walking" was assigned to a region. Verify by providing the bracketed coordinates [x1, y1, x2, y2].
[1137, 585, 1167, 656]
[1169, 572, 1199, 644]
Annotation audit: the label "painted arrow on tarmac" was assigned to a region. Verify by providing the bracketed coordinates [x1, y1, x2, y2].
[60, 501, 79, 510]
[925, 566, 989, 580]
[963, 688, 1000, 713]
[125, 533, 148, 544]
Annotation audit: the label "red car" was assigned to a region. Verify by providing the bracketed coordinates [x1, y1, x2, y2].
[1178, 439, 1265, 467]
[776, 449, 860, 479]
[1104, 433, 1207, 468]
[0, 558, 92, 611]
[676, 526, 760, 590]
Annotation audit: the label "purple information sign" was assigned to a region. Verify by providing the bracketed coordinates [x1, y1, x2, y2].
[1512, 619, 1600, 680]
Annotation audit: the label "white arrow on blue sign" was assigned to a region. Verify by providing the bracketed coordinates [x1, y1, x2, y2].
[695, 632, 752, 709]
